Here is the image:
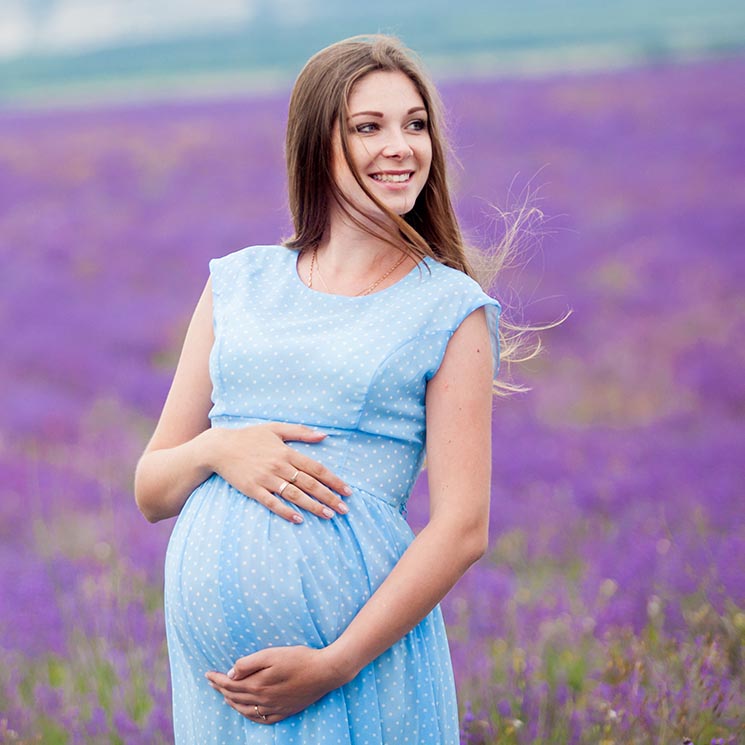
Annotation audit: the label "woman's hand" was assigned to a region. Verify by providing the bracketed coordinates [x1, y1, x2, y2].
[135, 280, 351, 524]
[205, 646, 346, 724]
[206, 422, 352, 523]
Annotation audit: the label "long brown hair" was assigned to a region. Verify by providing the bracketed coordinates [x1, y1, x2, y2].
[285, 35, 467, 267]
[284, 35, 562, 393]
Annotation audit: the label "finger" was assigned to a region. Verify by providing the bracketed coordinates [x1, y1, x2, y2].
[253, 488, 304, 524]
[293, 455, 352, 498]
[206, 672, 244, 692]
[269, 423, 327, 443]
[223, 698, 257, 719]
[228, 700, 279, 724]
[280, 482, 343, 519]
[294, 471, 350, 514]
[216, 689, 259, 706]
[206, 675, 256, 696]
[230, 649, 274, 680]
[208, 679, 271, 706]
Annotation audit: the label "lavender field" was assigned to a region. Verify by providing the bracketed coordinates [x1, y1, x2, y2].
[1, 56, 744, 744]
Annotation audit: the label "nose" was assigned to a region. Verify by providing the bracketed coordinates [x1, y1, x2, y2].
[381, 129, 413, 159]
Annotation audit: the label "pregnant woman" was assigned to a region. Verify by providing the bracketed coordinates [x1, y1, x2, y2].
[135, 34, 524, 744]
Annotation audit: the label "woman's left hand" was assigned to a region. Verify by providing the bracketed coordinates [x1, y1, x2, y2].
[205, 646, 347, 724]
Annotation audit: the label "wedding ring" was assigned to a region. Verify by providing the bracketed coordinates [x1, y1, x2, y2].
[289, 469, 300, 484]
[277, 480, 290, 496]
[255, 704, 267, 722]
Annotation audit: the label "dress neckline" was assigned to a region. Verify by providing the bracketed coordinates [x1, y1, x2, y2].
[290, 247, 424, 301]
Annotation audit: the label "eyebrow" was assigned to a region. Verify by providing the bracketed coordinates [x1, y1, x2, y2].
[349, 106, 426, 118]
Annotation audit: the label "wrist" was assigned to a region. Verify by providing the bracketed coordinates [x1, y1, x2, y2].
[191, 427, 220, 475]
[322, 640, 364, 687]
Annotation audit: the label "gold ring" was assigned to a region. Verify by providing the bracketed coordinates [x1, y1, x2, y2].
[277, 480, 290, 497]
[289, 469, 300, 484]
[254, 704, 267, 722]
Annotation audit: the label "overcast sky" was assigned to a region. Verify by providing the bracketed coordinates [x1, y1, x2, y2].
[3, 0, 744, 63]
[0, 0, 271, 58]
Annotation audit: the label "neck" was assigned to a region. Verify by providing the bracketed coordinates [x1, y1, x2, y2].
[318, 204, 405, 276]
[299, 208, 415, 296]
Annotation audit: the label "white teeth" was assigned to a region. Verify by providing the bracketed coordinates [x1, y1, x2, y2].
[372, 173, 411, 183]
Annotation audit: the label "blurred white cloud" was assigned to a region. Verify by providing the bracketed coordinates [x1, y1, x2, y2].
[0, 0, 259, 58]
[0, 2, 34, 58]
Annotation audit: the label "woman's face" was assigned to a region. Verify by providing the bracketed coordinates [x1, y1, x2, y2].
[331, 70, 432, 221]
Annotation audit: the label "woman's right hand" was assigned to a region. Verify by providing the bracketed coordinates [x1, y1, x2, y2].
[206, 423, 352, 524]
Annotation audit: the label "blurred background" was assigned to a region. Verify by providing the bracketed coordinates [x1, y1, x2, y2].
[1, 2, 744, 743]
[2, 0, 745, 104]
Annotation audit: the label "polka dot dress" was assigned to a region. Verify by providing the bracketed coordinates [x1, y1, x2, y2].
[164, 245, 501, 744]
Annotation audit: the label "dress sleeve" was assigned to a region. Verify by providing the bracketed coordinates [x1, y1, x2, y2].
[208, 251, 239, 299]
[426, 285, 502, 381]
[208, 247, 254, 330]
[208, 254, 234, 335]
[469, 292, 502, 377]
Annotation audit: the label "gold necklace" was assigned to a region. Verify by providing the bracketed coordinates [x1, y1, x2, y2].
[312, 249, 332, 293]
[308, 247, 408, 297]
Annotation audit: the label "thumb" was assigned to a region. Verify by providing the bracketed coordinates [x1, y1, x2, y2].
[228, 650, 271, 680]
[270, 423, 326, 443]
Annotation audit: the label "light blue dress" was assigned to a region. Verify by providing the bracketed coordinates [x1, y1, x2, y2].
[164, 245, 501, 744]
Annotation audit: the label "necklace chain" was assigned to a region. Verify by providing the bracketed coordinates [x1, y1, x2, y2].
[312, 250, 332, 293]
[308, 247, 407, 297]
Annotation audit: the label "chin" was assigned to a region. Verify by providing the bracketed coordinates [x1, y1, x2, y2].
[348, 191, 420, 223]
[383, 196, 417, 217]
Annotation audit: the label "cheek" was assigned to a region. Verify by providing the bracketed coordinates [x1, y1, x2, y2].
[347, 141, 372, 174]
[419, 153, 433, 184]
[423, 141, 433, 167]
[417, 141, 433, 173]
[334, 142, 368, 183]
[331, 156, 358, 195]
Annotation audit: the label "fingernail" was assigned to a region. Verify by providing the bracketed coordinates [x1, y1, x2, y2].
[337, 502, 349, 514]
[227, 668, 235, 679]
[342, 485, 353, 496]
[292, 514, 303, 524]
[322, 507, 334, 518]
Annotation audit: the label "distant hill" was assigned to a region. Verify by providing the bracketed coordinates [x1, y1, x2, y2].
[2, 0, 745, 107]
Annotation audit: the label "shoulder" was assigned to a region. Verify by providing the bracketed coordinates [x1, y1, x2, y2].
[416, 256, 503, 375]
[417, 256, 502, 317]
[209, 244, 289, 272]
[209, 245, 293, 294]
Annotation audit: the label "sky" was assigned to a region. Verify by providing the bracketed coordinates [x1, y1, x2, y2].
[0, 0, 260, 58]
[4, 0, 745, 62]
[3, 0, 745, 108]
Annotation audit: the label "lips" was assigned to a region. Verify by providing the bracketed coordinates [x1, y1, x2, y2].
[370, 172, 413, 183]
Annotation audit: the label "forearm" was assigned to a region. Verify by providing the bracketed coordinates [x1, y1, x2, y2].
[134, 428, 217, 522]
[325, 516, 487, 683]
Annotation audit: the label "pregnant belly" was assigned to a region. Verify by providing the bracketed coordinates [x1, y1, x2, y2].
[164, 474, 414, 663]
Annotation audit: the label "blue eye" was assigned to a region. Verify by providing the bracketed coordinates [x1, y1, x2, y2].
[355, 123, 379, 134]
[408, 119, 427, 131]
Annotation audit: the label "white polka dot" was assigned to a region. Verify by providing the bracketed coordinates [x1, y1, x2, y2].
[163, 245, 500, 743]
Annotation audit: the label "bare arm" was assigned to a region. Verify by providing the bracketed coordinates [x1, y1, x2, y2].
[208, 307, 494, 721]
[326, 306, 493, 675]
[134, 277, 351, 524]
[133, 278, 216, 521]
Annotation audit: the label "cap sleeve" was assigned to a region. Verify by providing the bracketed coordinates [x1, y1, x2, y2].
[208, 252, 239, 337]
[425, 278, 502, 382]
[456, 291, 502, 377]
[477, 294, 502, 377]
[208, 250, 242, 299]
[208, 246, 264, 331]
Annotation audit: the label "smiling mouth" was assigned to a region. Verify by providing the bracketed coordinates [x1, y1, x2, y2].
[370, 172, 413, 183]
